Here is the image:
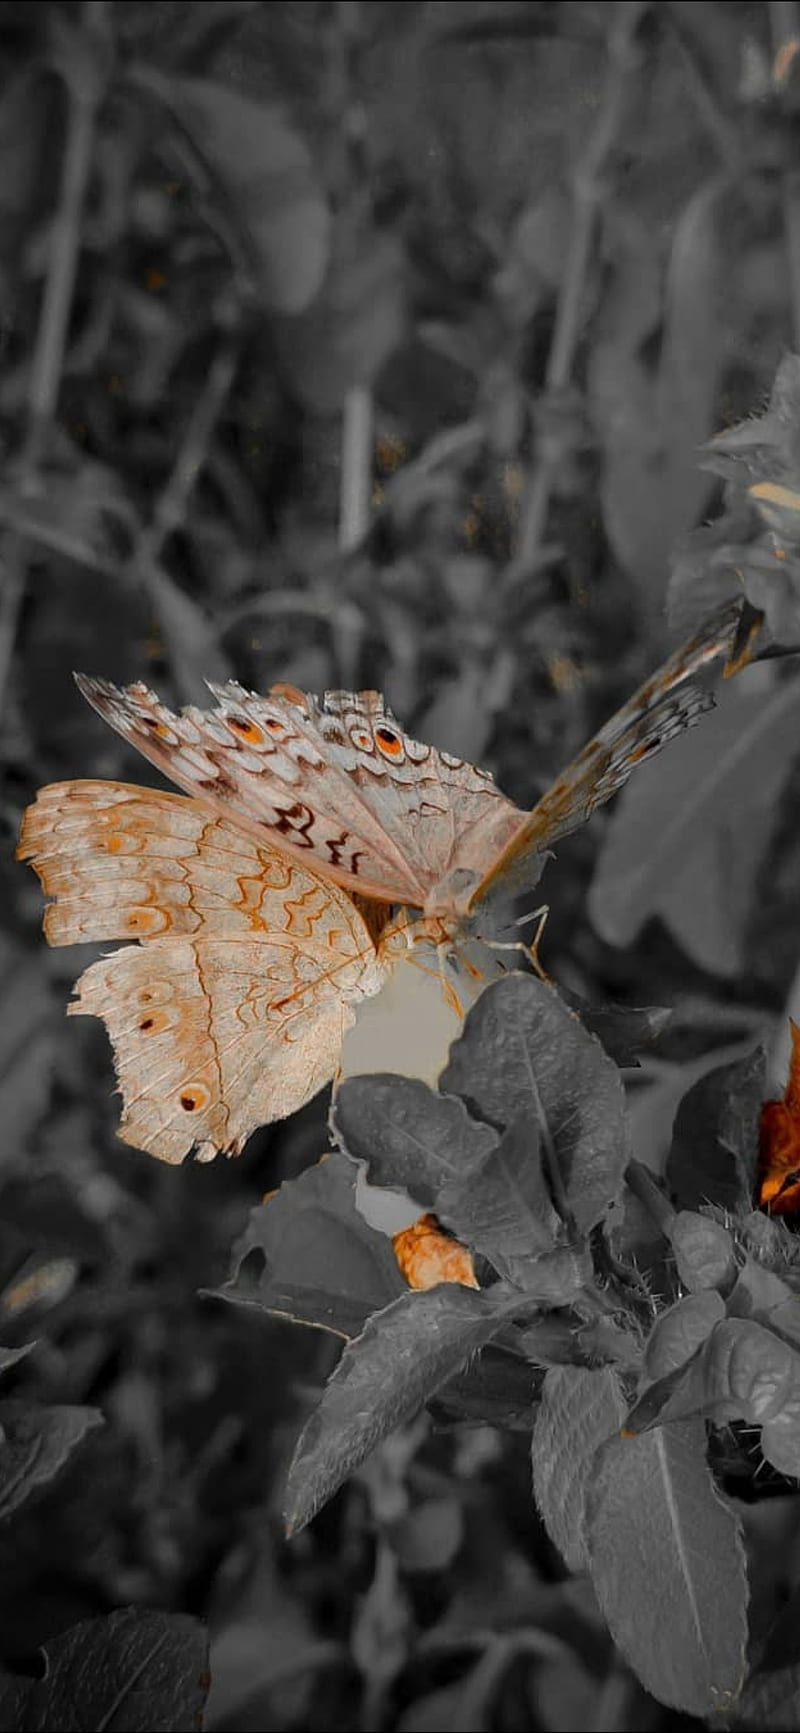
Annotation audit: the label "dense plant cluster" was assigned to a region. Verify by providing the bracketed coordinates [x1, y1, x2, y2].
[5, 4, 800, 1729]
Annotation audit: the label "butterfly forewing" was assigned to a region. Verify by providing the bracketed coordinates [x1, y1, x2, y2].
[74, 676, 522, 912]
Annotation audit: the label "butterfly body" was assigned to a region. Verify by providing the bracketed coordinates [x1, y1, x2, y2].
[19, 599, 743, 1161]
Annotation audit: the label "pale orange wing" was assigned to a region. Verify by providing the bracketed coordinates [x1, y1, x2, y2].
[18, 781, 387, 1163]
[73, 676, 523, 911]
[465, 600, 743, 915]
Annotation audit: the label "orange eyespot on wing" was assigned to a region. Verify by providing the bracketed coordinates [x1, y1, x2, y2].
[224, 715, 267, 743]
[374, 726, 404, 758]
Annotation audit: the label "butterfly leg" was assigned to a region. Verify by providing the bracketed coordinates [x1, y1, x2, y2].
[521, 902, 551, 981]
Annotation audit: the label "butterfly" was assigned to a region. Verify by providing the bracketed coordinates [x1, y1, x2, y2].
[18, 600, 742, 1163]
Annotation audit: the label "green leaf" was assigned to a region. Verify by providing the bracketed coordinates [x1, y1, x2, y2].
[141, 560, 233, 696]
[644, 1292, 726, 1381]
[331, 1074, 498, 1209]
[765, 1293, 800, 1348]
[276, 232, 406, 410]
[668, 1212, 736, 1292]
[742, 543, 800, 647]
[437, 1116, 562, 1282]
[588, 677, 800, 977]
[702, 353, 800, 483]
[575, 1316, 642, 1371]
[215, 1152, 406, 1339]
[587, 1421, 748, 1715]
[431, 1342, 537, 1429]
[0, 1401, 103, 1521]
[667, 352, 800, 646]
[391, 1495, 463, 1573]
[141, 72, 330, 313]
[623, 1352, 709, 1436]
[532, 1366, 627, 1573]
[284, 1284, 517, 1534]
[630, 1317, 800, 1449]
[202, 1539, 317, 1732]
[729, 1259, 795, 1321]
[733, 1662, 800, 1733]
[0, 1343, 36, 1378]
[336, 1075, 578, 1293]
[517, 1314, 590, 1367]
[0, 953, 58, 1153]
[666, 1048, 766, 1212]
[761, 1404, 800, 1477]
[440, 975, 631, 1232]
[0, 1607, 208, 1732]
[589, 181, 723, 597]
[560, 991, 671, 1067]
[705, 1318, 800, 1424]
[731, 1583, 800, 1727]
[738, 1208, 794, 1261]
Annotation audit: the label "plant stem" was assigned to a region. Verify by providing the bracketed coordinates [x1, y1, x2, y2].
[144, 334, 241, 554]
[0, 0, 105, 720]
[340, 383, 374, 552]
[770, 1, 800, 346]
[506, 0, 646, 591]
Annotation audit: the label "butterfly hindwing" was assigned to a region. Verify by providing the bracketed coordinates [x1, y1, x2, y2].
[18, 781, 388, 1160]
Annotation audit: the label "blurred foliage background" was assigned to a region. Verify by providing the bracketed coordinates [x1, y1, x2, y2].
[4, 2, 800, 1728]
